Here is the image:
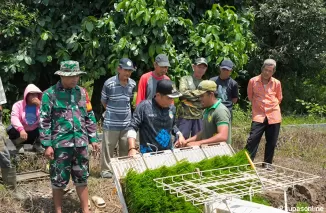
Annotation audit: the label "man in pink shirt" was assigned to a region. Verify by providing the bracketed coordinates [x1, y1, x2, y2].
[245, 59, 282, 169]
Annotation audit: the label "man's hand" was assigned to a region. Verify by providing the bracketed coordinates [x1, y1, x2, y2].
[20, 130, 28, 140]
[186, 141, 199, 147]
[0, 105, 2, 111]
[44, 146, 54, 160]
[128, 148, 138, 156]
[175, 134, 187, 148]
[91, 142, 100, 152]
[31, 98, 41, 107]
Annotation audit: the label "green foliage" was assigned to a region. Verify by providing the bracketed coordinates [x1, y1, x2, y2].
[295, 202, 310, 213]
[296, 99, 326, 117]
[245, 0, 326, 112]
[1, 109, 11, 125]
[123, 150, 261, 212]
[0, 1, 256, 115]
[243, 194, 271, 206]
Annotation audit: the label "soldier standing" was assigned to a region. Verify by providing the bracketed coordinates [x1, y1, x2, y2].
[40, 61, 99, 213]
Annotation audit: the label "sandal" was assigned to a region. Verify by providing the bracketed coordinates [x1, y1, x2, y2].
[91, 195, 106, 208]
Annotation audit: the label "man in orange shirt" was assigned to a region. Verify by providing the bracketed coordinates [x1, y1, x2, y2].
[245, 59, 282, 169]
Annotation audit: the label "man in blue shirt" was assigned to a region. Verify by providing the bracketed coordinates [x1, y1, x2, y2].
[101, 58, 136, 178]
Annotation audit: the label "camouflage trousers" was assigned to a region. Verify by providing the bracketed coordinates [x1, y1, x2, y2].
[50, 147, 89, 189]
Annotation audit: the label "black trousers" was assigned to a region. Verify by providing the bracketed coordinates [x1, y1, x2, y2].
[245, 117, 280, 164]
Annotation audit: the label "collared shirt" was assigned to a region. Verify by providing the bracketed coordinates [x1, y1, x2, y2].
[247, 75, 282, 124]
[135, 71, 170, 105]
[198, 99, 231, 144]
[128, 99, 180, 153]
[101, 75, 136, 130]
[39, 81, 98, 148]
[178, 75, 203, 119]
[0, 77, 7, 105]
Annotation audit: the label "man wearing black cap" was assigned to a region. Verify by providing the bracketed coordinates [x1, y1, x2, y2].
[135, 54, 171, 105]
[210, 59, 239, 116]
[127, 79, 186, 156]
[177, 57, 208, 139]
[100, 58, 136, 178]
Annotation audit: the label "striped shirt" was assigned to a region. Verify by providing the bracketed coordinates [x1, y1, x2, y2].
[0, 77, 7, 105]
[101, 75, 136, 130]
[247, 75, 282, 124]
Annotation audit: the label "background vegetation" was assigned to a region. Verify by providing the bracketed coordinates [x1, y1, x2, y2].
[1, 0, 326, 121]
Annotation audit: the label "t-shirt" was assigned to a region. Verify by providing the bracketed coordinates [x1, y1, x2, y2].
[198, 99, 231, 144]
[178, 75, 203, 119]
[210, 76, 239, 112]
[135, 71, 170, 105]
[25, 105, 37, 125]
[128, 99, 180, 153]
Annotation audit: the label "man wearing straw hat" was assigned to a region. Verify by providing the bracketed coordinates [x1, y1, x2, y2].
[40, 60, 99, 213]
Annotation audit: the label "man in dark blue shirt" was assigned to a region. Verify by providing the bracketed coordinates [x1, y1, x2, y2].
[127, 79, 186, 155]
[210, 59, 239, 117]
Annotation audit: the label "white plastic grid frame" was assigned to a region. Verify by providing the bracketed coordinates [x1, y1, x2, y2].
[201, 142, 235, 158]
[109, 154, 147, 180]
[142, 150, 177, 169]
[154, 162, 320, 207]
[173, 146, 207, 163]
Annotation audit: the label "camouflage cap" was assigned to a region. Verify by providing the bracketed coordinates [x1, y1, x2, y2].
[194, 57, 208, 66]
[192, 80, 217, 96]
[54, 61, 86, 76]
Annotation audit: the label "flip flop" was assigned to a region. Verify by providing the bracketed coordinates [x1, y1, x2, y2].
[91, 195, 106, 208]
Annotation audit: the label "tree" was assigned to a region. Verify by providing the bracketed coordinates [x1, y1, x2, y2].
[245, 0, 326, 112]
[0, 0, 256, 118]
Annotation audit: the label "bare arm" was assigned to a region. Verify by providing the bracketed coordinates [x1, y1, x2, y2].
[189, 125, 228, 146]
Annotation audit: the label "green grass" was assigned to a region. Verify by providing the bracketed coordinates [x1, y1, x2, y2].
[282, 115, 326, 125]
[232, 104, 326, 127]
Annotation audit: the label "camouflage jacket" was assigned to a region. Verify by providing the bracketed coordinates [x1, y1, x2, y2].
[40, 81, 98, 148]
[177, 75, 203, 119]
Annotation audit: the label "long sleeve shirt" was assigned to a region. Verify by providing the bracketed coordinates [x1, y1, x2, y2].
[178, 75, 203, 119]
[39, 81, 98, 148]
[247, 75, 282, 124]
[128, 99, 180, 153]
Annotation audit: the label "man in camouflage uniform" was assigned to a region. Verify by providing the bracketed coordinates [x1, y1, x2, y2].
[177, 57, 208, 139]
[40, 61, 99, 213]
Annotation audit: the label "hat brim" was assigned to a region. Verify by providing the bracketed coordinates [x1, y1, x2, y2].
[54, 71, 87, 76]
[120, 66, 136, 71]
[157, 62, 171, 67]
[192, 89, 209, 97]
[220, 66, 232, 70]
[195, 62, 208, 66]
[167, 92, 182, 98]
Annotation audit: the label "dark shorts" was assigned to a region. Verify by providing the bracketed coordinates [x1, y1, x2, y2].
[50, 147, 89, 189]
[177, 118, 203, 139]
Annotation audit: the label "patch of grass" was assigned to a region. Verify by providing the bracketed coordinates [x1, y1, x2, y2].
[282, 115, 326, 125]
[295, 202, 311, 213]
[243, 194, 271, 206]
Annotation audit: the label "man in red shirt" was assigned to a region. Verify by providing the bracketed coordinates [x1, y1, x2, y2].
[245, 59, 282, 169]
[135, 54, 171, 105]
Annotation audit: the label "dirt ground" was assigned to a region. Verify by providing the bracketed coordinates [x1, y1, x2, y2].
[1, 128, 326, 213]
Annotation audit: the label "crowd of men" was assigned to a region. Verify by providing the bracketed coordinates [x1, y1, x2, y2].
[0, 55, 282, 213]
